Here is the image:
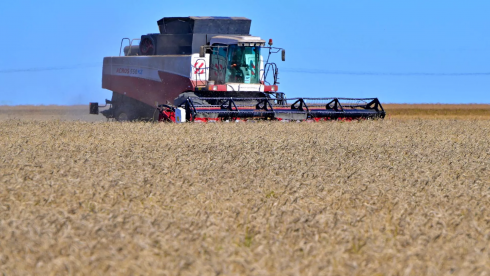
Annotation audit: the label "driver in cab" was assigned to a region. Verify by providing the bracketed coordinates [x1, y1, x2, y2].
[228, 48, 244, 82]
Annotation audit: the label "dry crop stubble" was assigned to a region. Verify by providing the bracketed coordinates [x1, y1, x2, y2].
[0, 119, 489, 275]
[383, 104, 490, 120]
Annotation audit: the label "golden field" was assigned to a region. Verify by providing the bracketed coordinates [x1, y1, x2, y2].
[0, 105, 107, 122]
[383, 104, 490, 119]
[0, 104, 490, 121]
[0, 105, 489, 275]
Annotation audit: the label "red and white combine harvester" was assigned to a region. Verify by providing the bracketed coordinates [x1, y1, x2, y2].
[89, 16, 385, 122]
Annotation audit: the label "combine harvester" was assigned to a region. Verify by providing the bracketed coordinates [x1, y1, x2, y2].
[89, 16, 385, 122]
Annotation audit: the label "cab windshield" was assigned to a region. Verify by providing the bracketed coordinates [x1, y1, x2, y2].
[225, 45, 261, 84]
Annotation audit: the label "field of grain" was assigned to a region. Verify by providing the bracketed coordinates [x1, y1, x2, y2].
[383, 104, 490, 119]
[0, 105, 108, 122]
[1, 106, 490, 275]
[1, 104, 489, 122]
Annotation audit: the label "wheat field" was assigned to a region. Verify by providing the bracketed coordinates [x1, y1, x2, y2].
[1, 104, 490, 121]
[383, 104, 490, 119]
[0, 106, 490, 275]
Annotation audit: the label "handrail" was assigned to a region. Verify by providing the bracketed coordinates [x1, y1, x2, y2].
[119, 38, 131, 56]
[128, 38, 141, 55]
[262, 62, 279, 85]
[119, 38, 141, 56]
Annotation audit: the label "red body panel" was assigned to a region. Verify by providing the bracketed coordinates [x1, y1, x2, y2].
[102, 55, 197, 108]
[103, 71, 194, 107]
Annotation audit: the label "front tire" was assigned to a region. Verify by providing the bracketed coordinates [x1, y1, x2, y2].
[114, 107, 135, 122]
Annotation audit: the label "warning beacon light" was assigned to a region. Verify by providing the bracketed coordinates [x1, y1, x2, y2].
[268, 39, 273, 46]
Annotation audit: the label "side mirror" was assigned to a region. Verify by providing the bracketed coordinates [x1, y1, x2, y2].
[281, 49, 286, 61]
[199, 46, 206, 58]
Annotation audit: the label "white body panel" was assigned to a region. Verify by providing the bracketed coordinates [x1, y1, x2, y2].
[190, 53, 210, 81]
[104, 55, 193, 81]
[175, 108, 186, 123]
[225, 83, 264, 92]
[259, 55, 264, 82]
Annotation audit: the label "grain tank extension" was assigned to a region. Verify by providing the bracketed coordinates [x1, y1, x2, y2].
[89, 16, 385, 122]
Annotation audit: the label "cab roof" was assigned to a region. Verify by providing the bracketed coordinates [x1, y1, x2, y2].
[210, 36, 265, 46]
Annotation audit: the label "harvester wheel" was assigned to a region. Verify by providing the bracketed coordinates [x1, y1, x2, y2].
[174, 92, 209, 107]
[114, 108, 135, 122]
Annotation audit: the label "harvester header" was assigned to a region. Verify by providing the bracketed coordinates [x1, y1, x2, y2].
[89, 16, 385, 122]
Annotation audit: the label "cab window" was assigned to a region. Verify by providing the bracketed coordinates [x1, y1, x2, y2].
[209, 45, 228, 84]
[226, 45, 261, 84]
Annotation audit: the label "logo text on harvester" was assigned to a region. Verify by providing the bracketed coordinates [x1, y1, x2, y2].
[116, 68, 143, 75]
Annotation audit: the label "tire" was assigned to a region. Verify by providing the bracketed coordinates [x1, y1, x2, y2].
[114, 107, 136, 122]
[174, 92, 209, 107]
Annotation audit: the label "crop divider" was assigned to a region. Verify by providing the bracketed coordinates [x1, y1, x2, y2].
[255, 99, 274, 111]
[364, 98, 384, 112]
[220, 98, 239, 111]
[325, 99, 344, 112]
[290, 98, 309, 112]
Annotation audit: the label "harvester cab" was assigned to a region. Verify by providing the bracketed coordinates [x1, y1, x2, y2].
[205, 36, 263, 83]
[89, 16, 385, 122]
[197, 35, 284, 92]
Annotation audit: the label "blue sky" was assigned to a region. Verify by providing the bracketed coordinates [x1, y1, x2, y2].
[0, 0, 489, 105]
